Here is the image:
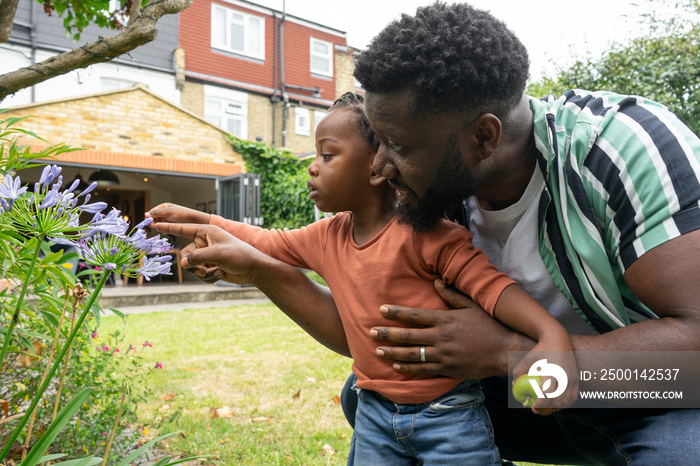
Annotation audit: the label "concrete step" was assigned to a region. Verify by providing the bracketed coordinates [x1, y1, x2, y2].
[99, 282, 266, 309]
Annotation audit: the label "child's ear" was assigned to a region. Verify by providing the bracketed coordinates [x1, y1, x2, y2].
[369, 171, 386, 187]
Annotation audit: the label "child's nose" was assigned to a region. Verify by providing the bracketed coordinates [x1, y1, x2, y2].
[308, 159, 319, 176]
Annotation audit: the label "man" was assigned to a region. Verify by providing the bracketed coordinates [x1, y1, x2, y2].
[349, 2, 700, 464]
[152, 2, 700, 464]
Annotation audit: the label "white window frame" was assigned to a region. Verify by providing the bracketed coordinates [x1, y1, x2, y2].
[100, 77, 136, 92]
[310, 37, 333, 77]
[211, 4, 265, 60]
[204, 86, 248, 139]
[295, 107, 311, 136]
[314, 110, 327, 132]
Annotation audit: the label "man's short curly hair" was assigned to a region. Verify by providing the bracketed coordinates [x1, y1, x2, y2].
[354, 1, 530, 118]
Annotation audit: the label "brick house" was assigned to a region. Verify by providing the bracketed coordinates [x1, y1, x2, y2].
[0, 0, 357, 231]
[2, 84, 256, 229]
[178, 0, 357, 157]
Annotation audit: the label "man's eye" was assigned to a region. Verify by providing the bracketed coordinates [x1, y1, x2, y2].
[387, 141, 403, 152]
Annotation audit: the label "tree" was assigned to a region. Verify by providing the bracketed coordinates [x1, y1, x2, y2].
[0, 0, 192, 103]
[527, 0, 700, 135]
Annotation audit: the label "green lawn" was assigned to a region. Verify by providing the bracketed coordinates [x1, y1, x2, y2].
[101, 304, 353, 465]
[100, 303, 563, 465]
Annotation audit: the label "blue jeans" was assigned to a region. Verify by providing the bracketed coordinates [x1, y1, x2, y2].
[341, 375, 700, 465]
[348, 376, 502, 465]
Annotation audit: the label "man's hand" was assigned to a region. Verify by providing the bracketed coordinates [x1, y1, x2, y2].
[371, 279, 535, 380]
[153, 222, 261, 286]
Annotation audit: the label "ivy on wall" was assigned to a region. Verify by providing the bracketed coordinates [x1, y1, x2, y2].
[229, 138, 315, 230]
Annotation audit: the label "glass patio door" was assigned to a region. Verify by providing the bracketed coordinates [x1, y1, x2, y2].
[216, 173, 262, 225]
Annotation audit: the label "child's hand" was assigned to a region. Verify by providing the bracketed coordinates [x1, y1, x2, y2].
[153, 222, 261, 286]
[512, 338, 579, 416]
[146, 203, 211, 225]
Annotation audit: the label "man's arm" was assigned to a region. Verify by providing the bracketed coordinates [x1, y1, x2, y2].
[155, 222, 351, 357]
[372, 229, 700, 379]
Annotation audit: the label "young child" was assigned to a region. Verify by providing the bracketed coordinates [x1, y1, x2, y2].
[149, 92, 578, 465]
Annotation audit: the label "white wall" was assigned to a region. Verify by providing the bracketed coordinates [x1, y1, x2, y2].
[0, 44, 180, 107]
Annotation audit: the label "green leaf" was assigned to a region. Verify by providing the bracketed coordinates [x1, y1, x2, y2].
[151, 457, 172, 466]
[115, 432, 180, 466]
[51, 457, 102, 466]
[160, 456, 216, 466]
[109, 307, 126, 323]
[20, 388, 93, 466]
[34, 454, 66, 463]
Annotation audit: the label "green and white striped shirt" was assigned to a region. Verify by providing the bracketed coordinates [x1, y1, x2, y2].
[530, 90, 700, 333]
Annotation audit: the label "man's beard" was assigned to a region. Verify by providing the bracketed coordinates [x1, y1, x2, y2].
[396, 135, 478, 233]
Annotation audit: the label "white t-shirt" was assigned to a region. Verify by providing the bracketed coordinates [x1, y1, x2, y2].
[468, 167, 599, 335]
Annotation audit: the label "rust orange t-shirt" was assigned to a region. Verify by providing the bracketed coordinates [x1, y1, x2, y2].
[211, 212, 515, 404]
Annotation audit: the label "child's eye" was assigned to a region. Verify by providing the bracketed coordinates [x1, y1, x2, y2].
[321, 154, 333, 161]
[387, 141, 403, 152]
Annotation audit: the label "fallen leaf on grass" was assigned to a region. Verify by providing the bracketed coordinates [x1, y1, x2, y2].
[251, 416, 268, 423]
[162, 393, 176, 401]
[320, 444, 335, 457]
[213, 406, 234, 418]
[332, 395, 341, 405]
[17, 341, 44, 368]
[158, 404, 171, 413]
[292, 389, 301, 399]
[0, 399, 8, 418]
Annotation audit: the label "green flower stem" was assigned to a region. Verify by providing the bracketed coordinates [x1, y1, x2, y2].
[0, 271, 111, 462]
[0, 238, 43, 369]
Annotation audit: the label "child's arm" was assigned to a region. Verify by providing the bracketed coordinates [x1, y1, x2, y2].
[152, 222, 350, 357]
[148, 203, 322, 271]
[494, 284, 579, 415]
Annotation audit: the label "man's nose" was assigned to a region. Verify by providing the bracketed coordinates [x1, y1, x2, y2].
[373, 146, 398, 179]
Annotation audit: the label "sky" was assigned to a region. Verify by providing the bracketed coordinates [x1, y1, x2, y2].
[251, 0, 658, 79]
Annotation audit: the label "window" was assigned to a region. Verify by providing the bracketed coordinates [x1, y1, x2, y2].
[212, 4, 264, 60]
[204, 86, 248, 139]
[314, 110, 327, 131]
[310, 38, 332, 77]
[295, 107, 310, 136]
[101, 78, 136, 92]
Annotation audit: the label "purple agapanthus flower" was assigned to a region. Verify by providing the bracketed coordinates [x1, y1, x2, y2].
[137, 255, 172, 281]
[0, 174, 28, 200]
[85, 208, 129, 236]
[38, 165, 62, 186]
[2, 164, 109, 240]
[79, 201, 108, 214]
[0, 174, 28, 212]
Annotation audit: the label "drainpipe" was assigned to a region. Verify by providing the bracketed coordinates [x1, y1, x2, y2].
[29, 0, 37, 103]
[271, 11, 278, 147]
[280, 0, 288, 148]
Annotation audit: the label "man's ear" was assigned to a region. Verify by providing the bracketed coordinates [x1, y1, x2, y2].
[469, 114, 502, 160]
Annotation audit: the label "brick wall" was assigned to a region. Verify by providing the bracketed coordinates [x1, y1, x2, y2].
[4, 85, 245, 171]
[180, 0, 347, 103]
[181, 81, 205, 117]
[335, 46, 357, 98]
[248, 93, 273, 145]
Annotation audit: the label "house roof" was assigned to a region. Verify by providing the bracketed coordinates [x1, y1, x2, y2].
[4, 84, 244, 176]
